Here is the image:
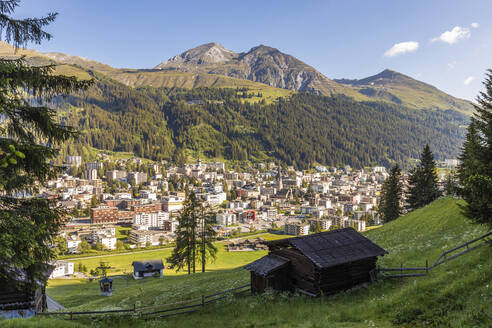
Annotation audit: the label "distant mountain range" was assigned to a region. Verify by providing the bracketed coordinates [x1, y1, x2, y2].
[0, 41, 473, 114]
[0, 41, 471, 167]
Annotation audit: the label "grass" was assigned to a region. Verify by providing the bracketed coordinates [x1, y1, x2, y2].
[5, 198, 492, 327]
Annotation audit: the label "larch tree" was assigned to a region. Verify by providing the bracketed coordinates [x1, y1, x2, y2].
[167, 191, 200, 274]
[378, 164, 403, 223]
[0, 0, 91, 290]
[406, 145, 441, 211]
[197, 204, 217, 273]
[457, 70, 492, 228]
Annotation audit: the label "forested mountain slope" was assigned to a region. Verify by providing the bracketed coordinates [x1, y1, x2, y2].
[57, 73, 468, 168]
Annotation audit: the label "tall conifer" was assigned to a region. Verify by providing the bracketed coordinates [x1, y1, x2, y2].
[406, 145, 441, 210]
[378, 164, 403, 223]
[0, 1, 91, 289]
[458, 70, 492, 228]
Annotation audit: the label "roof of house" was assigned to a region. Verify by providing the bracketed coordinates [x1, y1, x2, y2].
[244, 254, 290, 276]
[132, 259, 164, 271]
[267, 228, 388, 269]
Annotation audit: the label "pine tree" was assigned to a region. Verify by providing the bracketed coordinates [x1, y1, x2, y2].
[0, 1, 91, 290]
[458, 70, 492, 228]
[378, 164, 403, 223]
[406, 145, 441, 210]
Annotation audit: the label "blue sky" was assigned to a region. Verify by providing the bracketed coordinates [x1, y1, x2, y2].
[15, 0, 492, 101]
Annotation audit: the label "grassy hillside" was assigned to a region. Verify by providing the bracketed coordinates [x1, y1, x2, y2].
[4, 198, 491, 327]
[336, 69, 474, 114]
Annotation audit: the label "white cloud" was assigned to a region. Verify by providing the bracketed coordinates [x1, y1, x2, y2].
[471, 22, 479, 28]
[464, 76, 474, 85]
[432, 26, 471, 44]
[384, 41, 419, 57]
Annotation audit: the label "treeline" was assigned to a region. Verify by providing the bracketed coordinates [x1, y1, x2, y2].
[55, 75, 468, 169]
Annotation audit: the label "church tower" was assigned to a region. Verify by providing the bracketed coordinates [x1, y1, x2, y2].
[277, 163, 283, 190]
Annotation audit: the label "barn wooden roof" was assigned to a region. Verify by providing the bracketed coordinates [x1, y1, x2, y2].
[267, 228, 387, 269]
[244, 254, 290, 276]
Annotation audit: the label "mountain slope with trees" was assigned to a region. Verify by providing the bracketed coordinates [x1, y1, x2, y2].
[55, 72, 468, 169]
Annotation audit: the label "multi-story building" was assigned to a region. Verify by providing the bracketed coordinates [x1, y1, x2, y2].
[216, 212, 237, 226]
[84, 169, 98, 181]
[308, 219, 332, 231]
[86, 162, 103, 170]
[107, 170, 127, 181]
[284, 222, 310, 236]
[162, 196, 185, 212]
[65, 155, 82, 167]
[133, 211, 169, 229]
[128, 172, 147, 185]
[130, 202, 162, 213]
[90, 205, 119, 224]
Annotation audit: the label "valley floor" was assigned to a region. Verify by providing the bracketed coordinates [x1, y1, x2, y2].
[3, 198, 492, 327]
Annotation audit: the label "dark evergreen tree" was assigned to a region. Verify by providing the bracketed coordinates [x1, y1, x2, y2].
[406, 145, 441, 210]
[443, 171, 458, 197]
[0, 1, 90, 290]
[458, 70, 492, 228]
[378, 164, 403, 223]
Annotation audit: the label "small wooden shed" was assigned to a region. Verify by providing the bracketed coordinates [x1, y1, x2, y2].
[99, 277, 113, 296]
[245, 228, 387, 296]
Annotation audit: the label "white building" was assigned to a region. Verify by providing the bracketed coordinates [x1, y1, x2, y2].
[49, 261, 74, 278]
[100, 236, 117, 250]
[133, 211, 169, 229]
[203, 192, 227, 206]
[284, 222, 310, 236]
[162, 196, 185, 212]
[140, 190, 157, 201]
[216, 212, 237, 226]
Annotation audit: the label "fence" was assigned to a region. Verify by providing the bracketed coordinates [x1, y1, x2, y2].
[37, 284, 250, 320]
[377, 231, 492, 279]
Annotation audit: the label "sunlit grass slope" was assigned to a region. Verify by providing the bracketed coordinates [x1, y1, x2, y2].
[5, 198, 492, 327]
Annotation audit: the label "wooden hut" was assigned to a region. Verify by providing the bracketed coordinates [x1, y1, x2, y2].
[245, 228, 387, 296]
[0, 264, 52, 318]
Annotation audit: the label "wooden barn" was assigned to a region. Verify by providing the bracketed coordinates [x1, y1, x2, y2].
[245, 228, 387, 296]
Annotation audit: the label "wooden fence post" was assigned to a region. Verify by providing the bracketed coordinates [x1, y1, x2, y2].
[201, 295, 205, 307]
[400, 263, 403, 281]
[426, 260, 428, 274]
[70, 311, 73, 320]
[133, 303, 136, 313]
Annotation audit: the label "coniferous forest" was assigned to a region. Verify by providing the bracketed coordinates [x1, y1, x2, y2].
[57, 72, 468, 169]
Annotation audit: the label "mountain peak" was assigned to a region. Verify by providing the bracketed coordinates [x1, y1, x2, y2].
[155, 42, 237, 68]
